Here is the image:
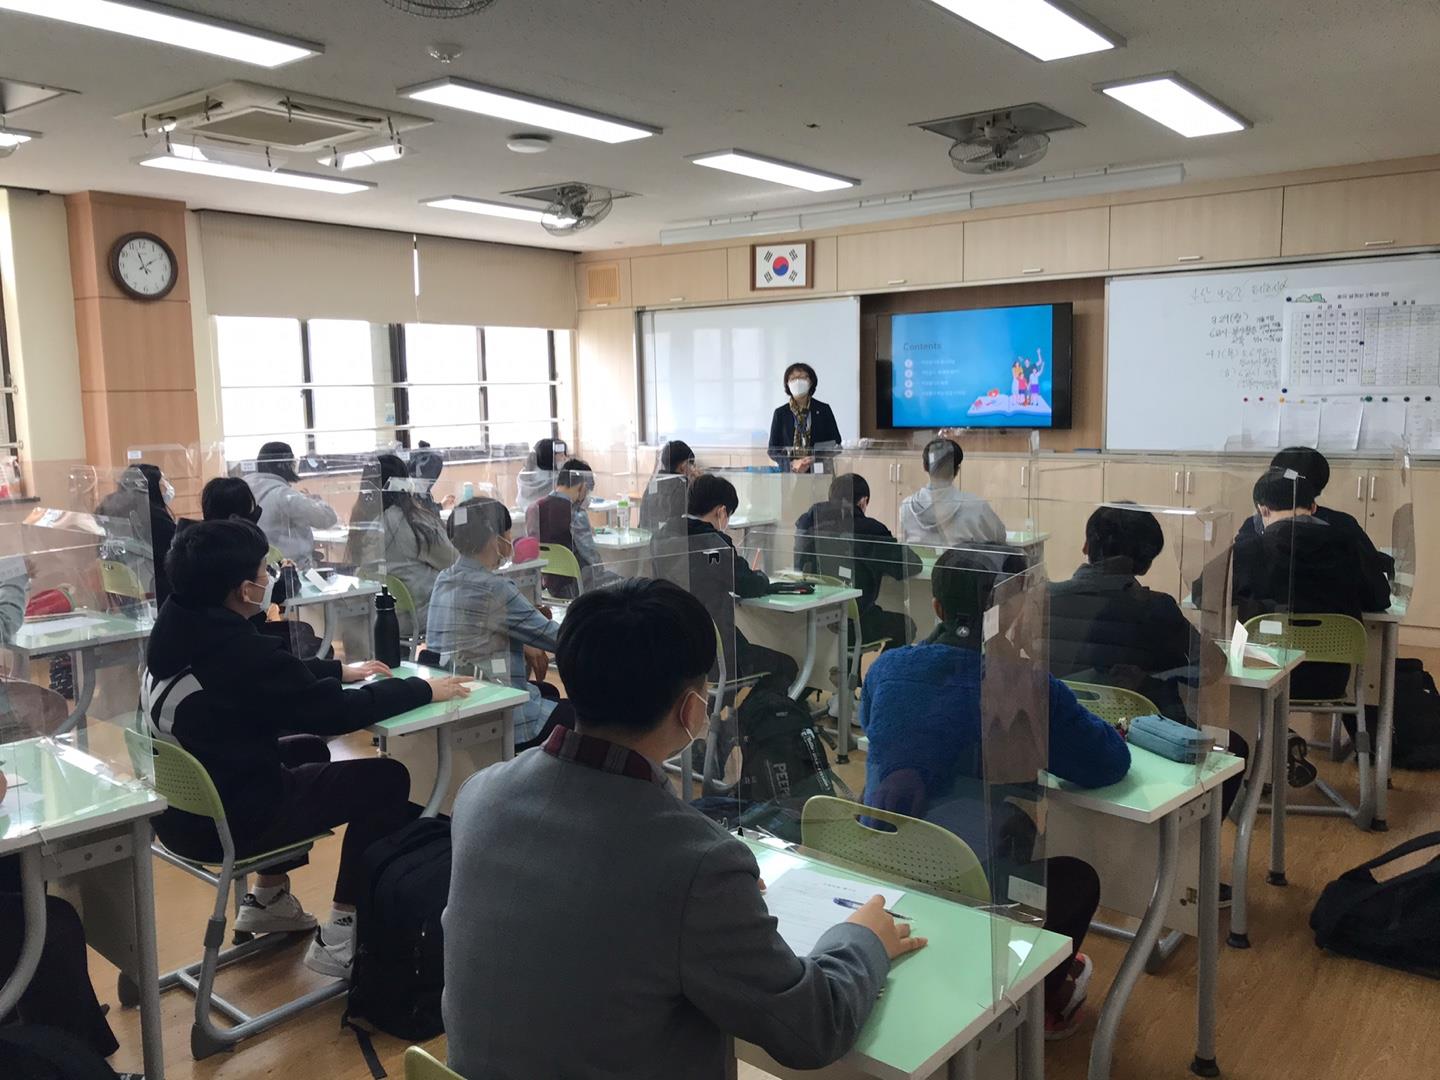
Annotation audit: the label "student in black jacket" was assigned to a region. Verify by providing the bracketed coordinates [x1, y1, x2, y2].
[795, 473, 920, 651]
[141, 519, 472, 980]
[653, 474, 799, 698]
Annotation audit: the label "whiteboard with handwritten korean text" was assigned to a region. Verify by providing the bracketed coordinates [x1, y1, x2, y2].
[1107, 254, 1440, 452]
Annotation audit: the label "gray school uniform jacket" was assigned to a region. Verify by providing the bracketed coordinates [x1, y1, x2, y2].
[443, 732, 890, 1080]
[245, 472, 339, 569]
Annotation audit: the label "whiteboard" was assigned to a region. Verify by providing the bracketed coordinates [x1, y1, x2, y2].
[1107, 255, 1440, 452]
[640, 297, 860, 447]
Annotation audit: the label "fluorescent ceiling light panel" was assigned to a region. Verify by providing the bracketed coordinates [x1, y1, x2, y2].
[320, 143, 405, 170]
[400, 78, 658, 144]
[0, 127, 40, 148]
[422, 196, 545, 222]
[927, 0, 1120, 61]
[690, 151, 858, 193]
[139, 153, 372, 194]
[0, 0, 321, 67]
[1099, 74, 1249, 137]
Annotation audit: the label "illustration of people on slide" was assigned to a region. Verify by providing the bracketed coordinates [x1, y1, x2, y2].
[971, 343, 1052, 420]
[1025, 347, 1045, 406]
[1012, 359, 1025, 406]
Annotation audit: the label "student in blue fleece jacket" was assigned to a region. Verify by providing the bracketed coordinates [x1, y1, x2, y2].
[860, 545, 1130, 1039]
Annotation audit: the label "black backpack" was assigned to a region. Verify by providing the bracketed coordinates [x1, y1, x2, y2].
[1350, 658, 1440, 770]
[0, 1026, 123, 1080]
[737, 689, 842, 806]
[345, 817, 452, 1056]
[1310, 830, 1440, 978]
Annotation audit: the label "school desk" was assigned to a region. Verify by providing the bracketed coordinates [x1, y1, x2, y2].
[1364, 599, 1405, 830]
[496, 557, 545, 607]
[283, 573, 381, 659]
[738, 837, 1072, 1080]
[740, 584, 864, 762]
[8, 609, 153, 734]
[1042, 745, 1245, 1080]
[363, 661, 531, 816]
[0, 738, 167, 1080]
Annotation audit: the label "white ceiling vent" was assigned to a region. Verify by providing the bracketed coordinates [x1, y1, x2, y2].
[119, 81, 432, 152]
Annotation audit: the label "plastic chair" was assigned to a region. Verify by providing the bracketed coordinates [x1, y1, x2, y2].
[1063, 681, 1159, 731]
[385, 574, 419, 649]
[405, 1047, 462, 1080]
[122, 728, 346, 1060]
[1244, 613, 1370, 822]
[800, 795, 991, 903]
[538, 543, 583, 605]
[100, 558, 147, 599]
[267, 545, 285, 567]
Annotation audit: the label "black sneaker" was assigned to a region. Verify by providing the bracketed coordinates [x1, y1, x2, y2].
[1219, 883, 1233, 909]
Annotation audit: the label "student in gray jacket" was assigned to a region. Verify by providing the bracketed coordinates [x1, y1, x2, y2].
[245, 441, 338, 569]
[898, 437, 1007, 548]
[443, 578, 924, 1079]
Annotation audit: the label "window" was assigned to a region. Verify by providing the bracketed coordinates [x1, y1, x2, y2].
[215, 316, 563, 463]
[0, 280, 18, 494]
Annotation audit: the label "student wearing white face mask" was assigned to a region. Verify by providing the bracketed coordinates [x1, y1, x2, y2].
[768, 362, 843, 473]
[443, 578, 920, 1079]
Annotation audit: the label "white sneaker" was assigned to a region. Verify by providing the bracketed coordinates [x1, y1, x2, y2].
[234, 888, 317, 934]
[303, 918, 355, 980]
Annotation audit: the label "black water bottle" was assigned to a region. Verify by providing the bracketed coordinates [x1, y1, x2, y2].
[373, 586, 402, 667]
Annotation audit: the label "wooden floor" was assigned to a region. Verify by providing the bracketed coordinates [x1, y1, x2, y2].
[93, 658, 1440, 1080]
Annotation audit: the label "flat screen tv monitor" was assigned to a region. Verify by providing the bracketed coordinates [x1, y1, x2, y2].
[876, 302, 1073, 430]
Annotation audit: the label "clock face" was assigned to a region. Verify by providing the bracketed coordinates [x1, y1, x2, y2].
[111, 234, 177, 300]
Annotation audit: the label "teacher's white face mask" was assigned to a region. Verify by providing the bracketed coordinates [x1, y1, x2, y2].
[788, 378, 811, 398]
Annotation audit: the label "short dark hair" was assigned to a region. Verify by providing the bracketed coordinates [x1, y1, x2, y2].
[167, 518, 269, 606]
[136, 463, 166, 510]
[829, 473, 869, 507]
[922, 437, 963, 480]
[783, 362, 819, 394]
[1270, 447, 1330, 495]
[448, 496, 512, 556]
[1084, 503, 1165, 575]
[688, 474, 738, 517]
[255, 441, 300, 483]
[659, 440, 695, 474]
[931, 546, 1026, 633]
[556, 578, 716, 733]
[1254, 468, 1317, 512]
[201, 476, 261, 523]
[557, 458, 594, 489]
[533, 437, 563, 473]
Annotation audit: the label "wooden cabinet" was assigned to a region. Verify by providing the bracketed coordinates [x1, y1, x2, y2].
[1109, 190, 1282, 270]
[576, 259, 631, 309]
[963, 208, 1109, 282]
[836, 224, 964, 292]
[1281, 171, 1440, 256]
[629, 249, 728, 308]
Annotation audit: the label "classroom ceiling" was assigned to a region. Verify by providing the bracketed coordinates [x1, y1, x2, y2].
[0, 0, 1437, 252]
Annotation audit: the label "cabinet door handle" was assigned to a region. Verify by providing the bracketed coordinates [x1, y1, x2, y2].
[887, 278, 908, 285]
[1020, 465, 1028, 489]
[1021, 267, 1045, 276]
[1174, 470, 1182, 494]
[668, 296, 686, 303]
[1363, 240, 1395, 248]
[1177, 254, 1205, 263]
[1370, 475, 1377, 500]
[1186, 471, 1195, 495]
[1357, 476, 1365, 501]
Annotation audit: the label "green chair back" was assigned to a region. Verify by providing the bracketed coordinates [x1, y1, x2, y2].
[1244, 613, 1366, 667]
[385, 575, 417, 615]
[1063, 681, 1160, 728]
[100, 559, 147, 599]
[267, 545, 285, 567]
[539, 543, 583, 583]
[800, 795, 990, 903]
[123, 727, 227, 822]
[405, 1047, 462, 1080]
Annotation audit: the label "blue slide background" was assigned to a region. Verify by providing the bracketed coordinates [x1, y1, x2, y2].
[891, 305, 1054, 428]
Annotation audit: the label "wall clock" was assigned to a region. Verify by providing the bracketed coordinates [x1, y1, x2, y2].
[109, 232, 178, 301]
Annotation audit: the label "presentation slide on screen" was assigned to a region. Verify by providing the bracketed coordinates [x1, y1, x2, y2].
[891, 305, 1055, 428]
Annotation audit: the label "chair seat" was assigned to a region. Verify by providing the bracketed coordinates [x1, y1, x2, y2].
[156, 832, 335, 876]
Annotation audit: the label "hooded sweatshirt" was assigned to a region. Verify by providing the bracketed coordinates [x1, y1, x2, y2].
[141, 595, 430, 853]
[245, 471, 339, 568]
[515, 467, 556, 520]
[897, 484, 1007, 548]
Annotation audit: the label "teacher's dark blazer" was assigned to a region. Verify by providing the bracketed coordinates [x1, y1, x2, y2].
[768, 400, 843, 470]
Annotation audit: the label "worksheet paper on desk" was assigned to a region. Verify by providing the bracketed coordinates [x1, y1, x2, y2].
[763, 868, 905, 956]
[22, 614, 110, 635]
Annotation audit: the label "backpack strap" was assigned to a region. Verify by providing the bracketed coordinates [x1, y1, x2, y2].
[341, 1014, 387, 1080]
[1312, 831, 1440, 946]
[1343, 830, 1440, 877]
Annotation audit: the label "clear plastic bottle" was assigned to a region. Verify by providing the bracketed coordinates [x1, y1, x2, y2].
[617, 495, 631, 536]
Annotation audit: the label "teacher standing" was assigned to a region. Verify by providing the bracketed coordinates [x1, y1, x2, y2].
[767, 362, 843, 473]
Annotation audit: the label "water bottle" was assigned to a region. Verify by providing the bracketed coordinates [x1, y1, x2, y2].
[461, 481, 475, 501]
[617, 495, 631, 536]
[373, 586, 402, 668]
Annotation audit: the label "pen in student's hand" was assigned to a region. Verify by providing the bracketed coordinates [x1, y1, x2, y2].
[833, 897, 911, 921]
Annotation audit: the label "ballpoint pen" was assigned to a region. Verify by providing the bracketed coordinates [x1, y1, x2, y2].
[832, 897, 911, 921]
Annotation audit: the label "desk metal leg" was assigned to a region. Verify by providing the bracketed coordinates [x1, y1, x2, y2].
[1373, 622, 1398, 831]
[423, 729, 453, 817]
[57, 649, 98, 737]
[789, 610, 818, 700]
[835, 612, 851, 764]
[949, 1042, 979, 1080]
[1229, 686, 1274, 948]
[1018, 984, 1045, 1080]
[502, 707, 516, 761]
[0, 848, 46, 1019]
[1269, 682, 1289, 887]
[1192, 793, 1221, 1078]
[315, 601, 335, 660]
[130, 819, 166, 1080]
[1089, 814, 1180, 1080]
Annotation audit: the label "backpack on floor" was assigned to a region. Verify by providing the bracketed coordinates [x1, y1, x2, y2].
[737, 690, 845, 808]
[345, 816, 453, 1056]
[1310, 830, 1440, 979]
[0, 1026, 122, 1080]
[1351, 658, 1440, 770]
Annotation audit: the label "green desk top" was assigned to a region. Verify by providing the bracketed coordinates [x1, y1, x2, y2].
[745, 838, 1070, 1080]
[739, 583, 863, 614]
[0, 737, 164, 855]
[364, 662, 531, 737]
[1043, 744, 1245, 825]
[1224, 643, 1306, 689]
[593, 527, 652, 550]
[9, 609, 152, 657]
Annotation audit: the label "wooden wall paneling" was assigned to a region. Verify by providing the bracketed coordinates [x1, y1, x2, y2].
[629, 249, 728, 307]
[576, 259, 632, 309]
[65, 192, 191, 304]
[575, 307, 639, 449]
[727, 236, 837, 300]
[836, 224, 965, 292]
[1108, 189, 1284, 270]
[73, 297, 196, 394]
[963, 208, 1110, 282]
[82, 390, 201, 468]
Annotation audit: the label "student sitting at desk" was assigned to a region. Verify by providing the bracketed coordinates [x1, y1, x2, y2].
[246, 441, 339, 570]
[653, 474, 799, 698]
[526, 457, 620, 599]
[514, 436, 567, 519]
[427, 497, 573, 751]
[443, 578, 920, 1079]
[796, 472, 921, 651]
[639, 438, 697, 531]
[141, 519, 471, 979]
[861, 546, 1130, 1038]
[1233, 468, 1391, 701]
[898, 438, 1007, 548]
